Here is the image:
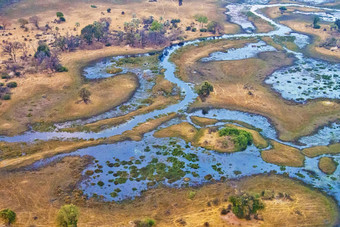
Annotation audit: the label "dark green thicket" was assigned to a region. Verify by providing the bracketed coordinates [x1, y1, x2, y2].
[229, 194, 264, 219]
[218, 127, 253, 151]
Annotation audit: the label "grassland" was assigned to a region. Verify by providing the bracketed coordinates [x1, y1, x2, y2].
[261, 140, 305, 167]
[190, 116, 218, 126]
[302, 143, 340, 158]
[318, 157, 338, 175]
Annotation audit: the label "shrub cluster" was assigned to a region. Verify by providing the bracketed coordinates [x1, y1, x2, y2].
[229, 193, 264, 219]
[218, 127, 253, 151]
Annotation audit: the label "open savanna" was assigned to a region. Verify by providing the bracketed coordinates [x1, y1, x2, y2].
[171, 39, 340, 141]
[0, 156, 337, 226]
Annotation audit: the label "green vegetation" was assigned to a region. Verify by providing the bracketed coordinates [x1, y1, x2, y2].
[56, 204, 79, 227]
[279, 6, 287, 13]
[313, 16, 320, 29]
[150, 20, 163, 31]
[56, 12, 66, 22]
[81, 21, 109, 44]
[135, 218, 156, 227]
[219, 127, 253, 151]
[79, 88, 91, 104]
[6, 82, 17, 88]
[0, 209, 16, 226]
[34, 43, 51, 59]
[197, 81, 213, 98]
[229, 194, 264, 219]
[194, 14, 208, 27]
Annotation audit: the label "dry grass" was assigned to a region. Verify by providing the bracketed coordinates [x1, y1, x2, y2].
[261, 140, 305, 167]
[154, 122, 198, 142]
[302, 143, 340, 158]
[0, 159, 337, 227]
[190, 116, 218, 127]
[318, 157, 337, 175]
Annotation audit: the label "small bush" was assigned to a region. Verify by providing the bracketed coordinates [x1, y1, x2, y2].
[200, 28, 207, 32]
[56, 65, 68, 72]
[6, 82, 17, 88]
[2, 94, 11, 100]
[59, 16, 66, 22]
[0, 209, 16, 226]
[107, 8, 111, 13]
[135, 218, 156, 227]
[1, 73, 10, 79]
[188, 191, 196, 200]
[91, 5, 97, 8]
[56, 12, 64, 18]
[191, 28, 197, 32]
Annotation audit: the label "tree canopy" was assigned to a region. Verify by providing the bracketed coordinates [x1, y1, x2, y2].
[56, 204, 79, 227]
[0, 209, 16, 226]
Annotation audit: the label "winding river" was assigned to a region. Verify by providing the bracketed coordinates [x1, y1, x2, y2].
[1, 2, 340, 203]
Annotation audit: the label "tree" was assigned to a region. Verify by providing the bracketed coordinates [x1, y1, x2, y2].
[197, 81, 213, 98]
[56, 12, 66, 22]
[335, 19, 340, 31]
[29, 16, 40, 29]
[107, 8, 111, 13]
[81, 21, 108, 44]
[207, 21, 223, 34]
[2, 41, 22, 62]
[0, 209, 16, 226]
[229, 194, 264, 220]
[194, 14, 208, 27]
[313, 16, 320, 29]
[150, 20, 163, 31]
[56, 12, 64, 18]
[18, 18, 28, 28]
[79, 88, 91, 103]
[279, 6, 287, 14]
[56, 204, 79, 227]
[34, 42, 51, 60]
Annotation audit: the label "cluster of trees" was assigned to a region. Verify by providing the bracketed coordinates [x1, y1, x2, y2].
[197, 81, 213, 99]
[219, 127, 253, 151]
[192, 14, 223, 34]
[229, 193, 265, 220]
